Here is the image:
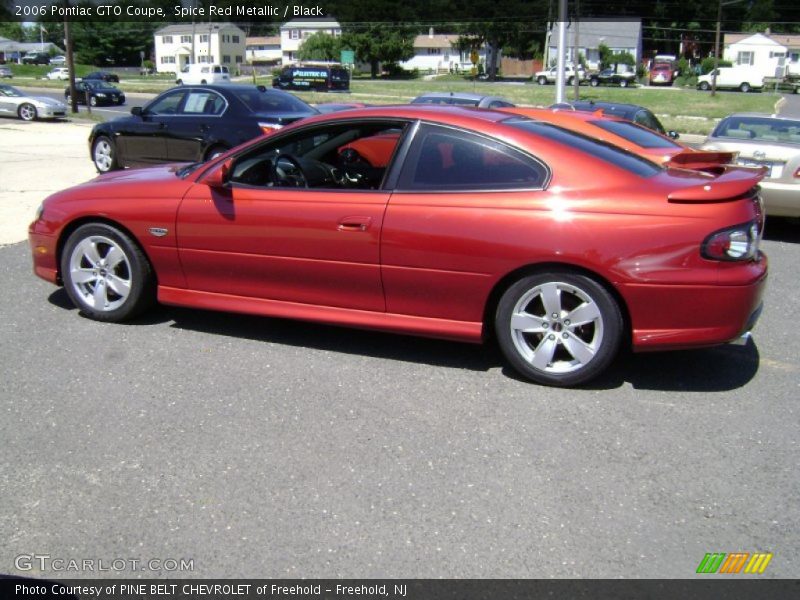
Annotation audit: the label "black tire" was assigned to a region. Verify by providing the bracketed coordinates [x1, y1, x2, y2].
[92, 135, 119, 173]
[537, 76, 548, 85]
[89, 96, 97, 107]
[590, 78, 599, 87]
[739, 82, 751, 93]
[620, 79, 629, 88]
[176, 79, 183, 85]
[64, 93, 71, 104]
[61, 223, 156, 322]
[204, 145, 229, 161]
[200, 79, 207, 84]
[18, 102, 37, 121]
[699, 81, 710, 91]
[567, 76, 574, 86]
[495, 272, 623, 387]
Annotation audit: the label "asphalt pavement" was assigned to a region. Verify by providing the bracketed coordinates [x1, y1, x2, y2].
[0, 108, 798, 580]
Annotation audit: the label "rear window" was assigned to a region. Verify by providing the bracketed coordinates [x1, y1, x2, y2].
[232, 89, 316, 114]
[506, 118, 662, 177]
[589, 120, 680, 149]
[331, 68, 349, 81]
[713, 116, 800, 143]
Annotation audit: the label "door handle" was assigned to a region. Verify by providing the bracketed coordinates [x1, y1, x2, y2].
[337, 216, 372, 232]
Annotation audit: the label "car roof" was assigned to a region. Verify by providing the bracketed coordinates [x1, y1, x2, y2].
[414, 92, 496, 101]
[720, 112, 799, 121]
[293, 104, 518, 128]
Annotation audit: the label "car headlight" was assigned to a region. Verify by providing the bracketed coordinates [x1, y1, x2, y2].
[96, 93, 107, 98]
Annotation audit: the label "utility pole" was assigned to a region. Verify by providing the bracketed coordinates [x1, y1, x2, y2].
[712, 0, 722, 97]
[64, 18, 77, 114]
[573, 0, 580, 100]
[555, 0, 567, 104]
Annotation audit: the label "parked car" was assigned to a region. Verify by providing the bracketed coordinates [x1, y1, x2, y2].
[49, 55, 66, 65]
[314, 102, 368, 114]
[65, 80, 125, 106]
[701, 113, 800, 217]
[564, 101, 679, 138]
[534, 65, 586, 86]
[649, 62, 675, 86]
[0, 83, 67, 121]
[0, 66, 12, 78]
[589, 68, 636, 88]
[21, 52, 50, 65]
[501, 107, 733, 169]
[410, 92, 515, 109]
[82, 70, 120, 83]
[46, 68, 70, 81]
[32, 105, 767, 387]
[272, 64, 350, 92]
[176, 64, 230, 85]
[697, 66, 764, 93]
[88, 84, 319, 172]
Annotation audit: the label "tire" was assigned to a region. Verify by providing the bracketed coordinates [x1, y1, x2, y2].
[92, 135, 118, 173]
[89, 96, 97, 107]
[537, 76, 548, 85]
[64, 94, 71, 104]
[204, 145, 228, 161]
[495, 272, 623, 387]
[567, 76, 574, 86]
[590, 78, 599, 87]
[18, 102, 37, 121]
[61, 223, 156, 322]
[739, 82, 750, 93]
[176, 79, 183, 85]
[200, 79, 207, 84]
[620, 79, 629, 88]
[699, 81, 710, 91]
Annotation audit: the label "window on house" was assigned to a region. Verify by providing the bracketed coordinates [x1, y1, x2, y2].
[737, 51, 754, 65]
[162, 36, 173, 44]
[232, 35, 240, 43]
[159, 56, 176, 64]
[235, 55, 243, 63]
[180, 35, 191, 43]
[290, 30, 300, 40]
[428, 48, 441, 55]
[222, 55, 231, 64]
[199, 34, 209, 43]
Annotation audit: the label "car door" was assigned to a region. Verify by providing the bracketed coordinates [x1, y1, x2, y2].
[164, 89, 227, 162]
[115, 89, 186, 166]
[381, 123, 550, 323]
[175, 120, 410, 312]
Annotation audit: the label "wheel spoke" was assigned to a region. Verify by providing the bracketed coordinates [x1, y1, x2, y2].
[531, 336, 558, 370]
[105, 275, 130, 297]
[562, 334, 596, 365]
[511, 312, 548, 333]
[539, 282, 562, 317]
[104, 245, 124, 268]
[566, 302, 601, 327]
[92, 279, 108, 308]
[71, 268, 97, 284]
[81, 241, 102, 266]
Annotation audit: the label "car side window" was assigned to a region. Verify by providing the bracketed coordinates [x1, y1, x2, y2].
[398, 124, 548, 191]
[146, 91, 186, 115]
[181, 91, 226, 116]
[634, 110, 660, 132]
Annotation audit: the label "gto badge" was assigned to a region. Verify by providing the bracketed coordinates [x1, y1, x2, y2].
[148, 227, 168, 237]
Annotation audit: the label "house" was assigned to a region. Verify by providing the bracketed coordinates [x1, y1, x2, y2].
[400, 29, 490, 74]
[723, 31, 800, 78]
[245, 35, 282, 64]
[154, 23, 246, 74]
[544, 20, 642, 71]
[0, 36, 62, 63]
[280, 17, 342, 64]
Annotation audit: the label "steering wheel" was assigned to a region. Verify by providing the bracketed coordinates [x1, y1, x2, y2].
[271, 154, 308, 188]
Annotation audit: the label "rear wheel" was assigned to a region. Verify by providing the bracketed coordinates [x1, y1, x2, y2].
[590, 78, 599, 87]
[567, 76, 574, 86]
[495, 272, 623, 386]
[61, 223, 155, 322]
[89, 96, 97, 107]
[620, 79, 629, 88]
[739, 82, 751, 93]
[18, 103, 37, 121]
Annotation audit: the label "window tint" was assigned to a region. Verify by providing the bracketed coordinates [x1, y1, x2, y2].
[507, 119, 662, 177]
[147, 91, 186, 115]
[400, 125, 548, 190]
[633, 110, 665, 134]
[181, 91, 226, 115]
[713, 116, 800, 142]
[589, 120, 680, 149]
[233, 89, 316, 114]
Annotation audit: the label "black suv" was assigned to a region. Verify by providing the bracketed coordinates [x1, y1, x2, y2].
[21, 53, 51, 65]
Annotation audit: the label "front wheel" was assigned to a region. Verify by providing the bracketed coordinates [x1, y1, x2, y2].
[619, 79, 629, 88]
[537, 76, 548, 85]
[495, 272, 623, 386]
[590, 78, 599, 87]
[61, 223, 156, 322]
[92, 135, 118, 173]
[18, 102, 37, 121]
[699, 81, 710, 91]
[739, 82, 751, 93]
[89, 96, 97, 107]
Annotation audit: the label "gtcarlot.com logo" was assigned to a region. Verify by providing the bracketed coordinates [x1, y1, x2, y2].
[696, 552, 773, 574]
[14, 554, 194, 573]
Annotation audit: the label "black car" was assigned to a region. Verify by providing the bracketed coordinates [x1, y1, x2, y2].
[88, 84, 320, 172]
[563, 101, 679, 139]
[65, 80, 126, 107]
[21, 52, 50, 65]
[588, 68, 637, 88]
[83, 70, 120, 83]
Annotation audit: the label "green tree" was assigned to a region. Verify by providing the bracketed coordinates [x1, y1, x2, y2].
[341, 24, 415, 78]
[297, 32, 343, 62]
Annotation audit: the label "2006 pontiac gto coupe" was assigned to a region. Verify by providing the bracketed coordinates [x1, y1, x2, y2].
[29, 106, 767, 386]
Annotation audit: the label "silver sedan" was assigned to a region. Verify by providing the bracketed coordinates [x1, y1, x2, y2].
[0, 84, 67, 121]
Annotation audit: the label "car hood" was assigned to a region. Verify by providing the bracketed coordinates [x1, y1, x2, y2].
[31, 96, 66, 107]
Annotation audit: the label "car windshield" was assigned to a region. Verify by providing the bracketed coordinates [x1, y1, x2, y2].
[0, 85, 24, 97]
[713, 116, 800, 143]
[233, 89, 317, 114]
[506, 118, 662, 177]
[589, 120, 680, 149]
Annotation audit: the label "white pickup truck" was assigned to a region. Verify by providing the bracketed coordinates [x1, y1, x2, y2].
[534, 66, 587, 86]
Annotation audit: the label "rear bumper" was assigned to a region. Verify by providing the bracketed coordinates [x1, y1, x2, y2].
[760, 181, 800, 218]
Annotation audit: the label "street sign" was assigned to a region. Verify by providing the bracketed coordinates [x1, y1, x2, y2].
[341, 50, 355, 65]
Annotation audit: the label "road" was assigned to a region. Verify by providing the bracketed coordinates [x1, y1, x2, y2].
[0, 119, 799, 579]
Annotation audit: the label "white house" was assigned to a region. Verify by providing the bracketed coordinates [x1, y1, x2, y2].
[245, 36, 281, 64]
[544, 20, 642, 70]
[279, 17, 342, 64]
[154, 23, 246, 74]
[400, 30, 489, 73]
[723, 31, 800, 78]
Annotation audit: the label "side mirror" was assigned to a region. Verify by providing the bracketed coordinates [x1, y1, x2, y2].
[131, 106, 143, 117]
[203, 158, 232, 190]
[668, 130, 680, 140]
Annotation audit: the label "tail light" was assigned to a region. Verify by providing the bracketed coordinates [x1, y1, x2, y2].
[702, 221, 761, 261]
[258, 122, 283, 135]
[794, 167, 800, 179]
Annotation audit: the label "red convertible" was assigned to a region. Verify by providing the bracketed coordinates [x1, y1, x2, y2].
[29, 106, 767, 386]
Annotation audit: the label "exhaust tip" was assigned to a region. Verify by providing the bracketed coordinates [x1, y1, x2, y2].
[730, 331, 752, 346]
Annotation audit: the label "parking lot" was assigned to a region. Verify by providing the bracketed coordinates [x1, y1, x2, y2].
[1, 120, 798, 578]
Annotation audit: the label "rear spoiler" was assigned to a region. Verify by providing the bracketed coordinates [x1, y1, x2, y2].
[667, 149, 737, 170]
[667, 166, 766, 202]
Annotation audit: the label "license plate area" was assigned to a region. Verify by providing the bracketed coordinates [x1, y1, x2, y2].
[737, 158, 784, 179]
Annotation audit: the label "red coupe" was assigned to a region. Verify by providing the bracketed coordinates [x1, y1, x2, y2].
[29, 106, 767, 386]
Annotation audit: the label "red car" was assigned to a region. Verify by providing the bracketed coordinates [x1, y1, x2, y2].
[29, 106, 767, 386]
